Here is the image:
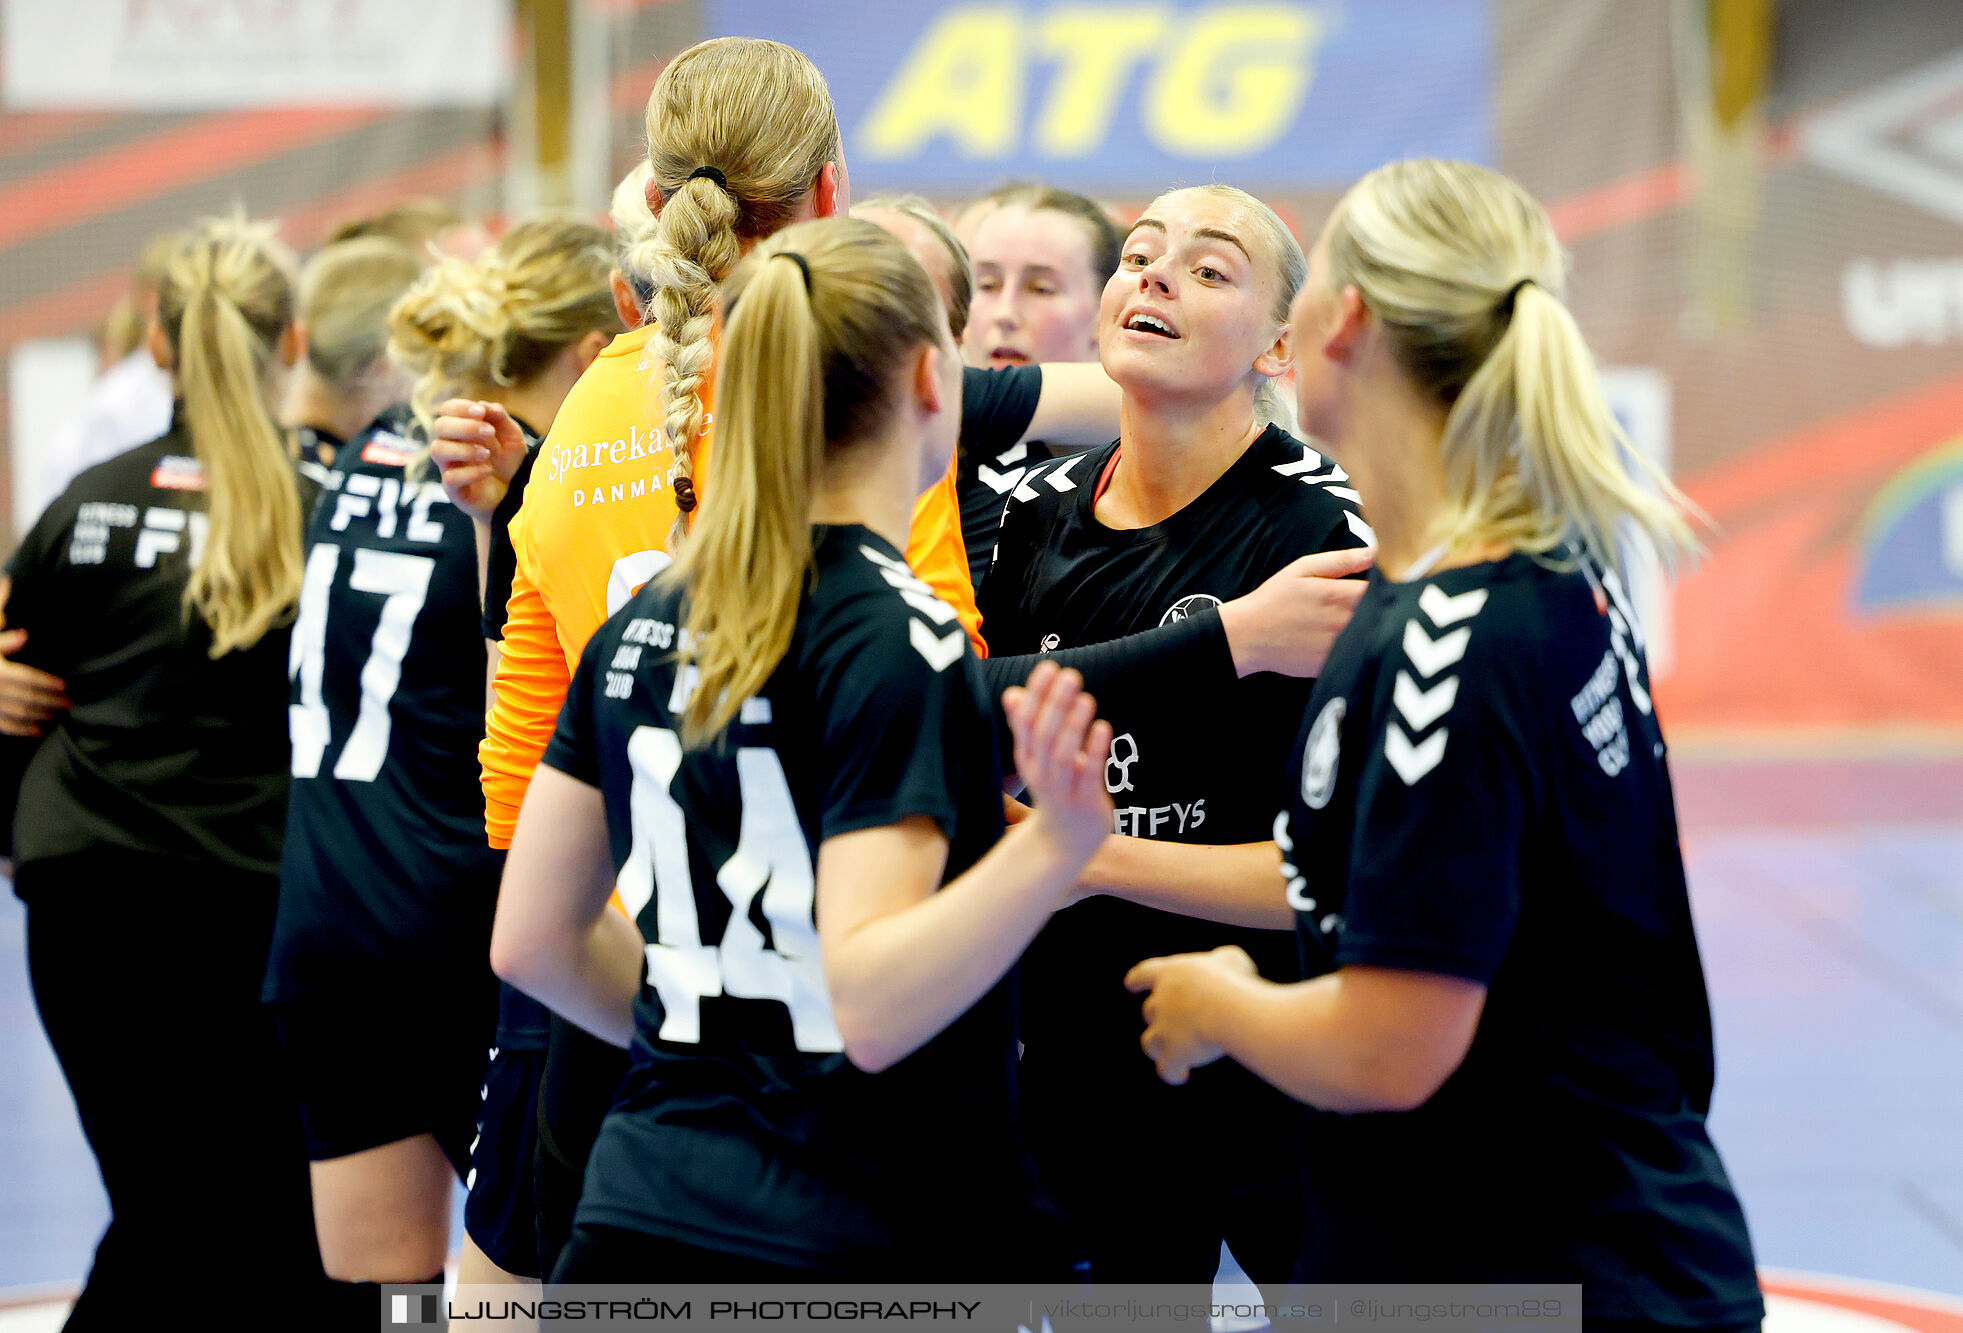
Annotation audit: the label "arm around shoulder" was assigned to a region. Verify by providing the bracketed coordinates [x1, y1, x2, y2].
[1024, 362, 1122, 447]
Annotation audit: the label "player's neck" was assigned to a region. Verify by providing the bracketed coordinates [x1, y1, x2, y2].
[1340, 387, 1458, 580]
[809, 428, 917, 554]
[278, 367, 383, 444]
[487, 378, 568, 441]
[1100, 391, 1261, 529]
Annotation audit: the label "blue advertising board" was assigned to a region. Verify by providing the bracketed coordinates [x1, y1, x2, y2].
[705, 1, 1492, 194]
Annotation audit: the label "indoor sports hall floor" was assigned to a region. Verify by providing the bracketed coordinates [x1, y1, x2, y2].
[2, 752, 1960, 1330]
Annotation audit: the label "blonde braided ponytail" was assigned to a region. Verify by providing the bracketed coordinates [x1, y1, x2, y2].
[626, 37, 842, 541]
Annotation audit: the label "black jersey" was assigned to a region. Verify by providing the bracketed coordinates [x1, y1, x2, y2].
[476, 417, 548, 1048]
[956, 364, 1048, 586]
[980, 424, 1366, 1043]
[481, 416, 543, 642]
[265, 409, 502, 997]
[292, 424, 343, 470]
[1279, 551, 1762, 1324]
[5, 421, 316, 880]
[543, 525, 1044, 1274]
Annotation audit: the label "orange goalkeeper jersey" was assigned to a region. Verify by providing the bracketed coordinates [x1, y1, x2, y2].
[481, 324, 981, 848]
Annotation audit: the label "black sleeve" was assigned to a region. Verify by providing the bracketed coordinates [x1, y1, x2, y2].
[4, 480, 78, 647]
[978, 608, 1236, 732]
[540, 608, 606, 788]
[0, 495, 74, 852]
[1335, 630, 1532, 984]
[295, 465, 325, 525]
[0, 736, 30, 855]
[959, 364, 1042, 459]
[816, 602, 990, 843]
[481, 445, 539, 641]
[972, 447, 1241, 756]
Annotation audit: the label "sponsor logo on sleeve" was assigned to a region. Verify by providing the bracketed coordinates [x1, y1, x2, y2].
[1300, 696, 1346, 810]
[1159, 592, 1221, 626]
[360, 431, 419, 468]
[149, 455, 205, 491]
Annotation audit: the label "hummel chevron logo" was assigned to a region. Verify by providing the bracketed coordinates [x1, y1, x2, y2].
[859, 545, 910, 575]
[1272, 455, 1324, 476]
[860, 544, 958, 626]
[1402, 619, 1471, 677]
[995, 443, 1029, 468]
[1325, 485, 1361, 503]
[1384, 721, 1448, 785]
[892, 582, 957, 625]
[1046, 455, 1086, 491]
[1012, 475, 1040, 503]
[1601, 566, 1643, 648]
[1345, 511, 1376, 544]
[1418, 583, 1489, 628]
[1393, 669, 1459, 731]
[976, 463, 1026, 495]
[909, 619, 965, 672]
[1606, 606, 1654, 716]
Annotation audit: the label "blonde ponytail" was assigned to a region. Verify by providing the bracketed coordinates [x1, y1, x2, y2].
[1329, 159, 1696, 572]
[629, 37, 842, 536]
[157, 218, 303, 657]
[666, 218, 943, 750]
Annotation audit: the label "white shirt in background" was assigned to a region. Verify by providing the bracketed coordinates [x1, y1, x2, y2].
[29, 349, 173, 526]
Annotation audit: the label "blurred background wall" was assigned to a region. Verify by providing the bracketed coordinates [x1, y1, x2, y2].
[4, 0, 1961, 739]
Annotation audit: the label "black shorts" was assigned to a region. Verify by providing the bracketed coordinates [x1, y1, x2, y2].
[534, 1013, 633, 1273]
[271, 983, 495, 1174]
[464, 1044, 548, 1279]
[551, 1224, 826, 1283]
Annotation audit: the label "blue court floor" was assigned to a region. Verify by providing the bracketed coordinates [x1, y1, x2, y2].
[2, 753, 1960, 1299]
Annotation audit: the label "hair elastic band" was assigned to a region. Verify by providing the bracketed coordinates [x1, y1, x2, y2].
[687, 165, 727, 189]
[1498, 277, 1535, 319]
[773, 250, 814, 293]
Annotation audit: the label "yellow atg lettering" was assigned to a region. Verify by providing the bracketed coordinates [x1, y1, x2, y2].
[860, 6, 1023, 159]
[1144, 4, 1322, 156]
[1032, 7, 1168, 157]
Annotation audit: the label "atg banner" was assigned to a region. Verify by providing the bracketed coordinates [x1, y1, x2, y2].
[707, 0, 1491, 192]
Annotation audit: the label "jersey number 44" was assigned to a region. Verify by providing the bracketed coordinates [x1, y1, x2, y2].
[619, 724, 844, 1056]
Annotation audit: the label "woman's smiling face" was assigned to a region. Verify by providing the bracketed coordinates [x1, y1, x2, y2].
[1097, 188, 1289, 409]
